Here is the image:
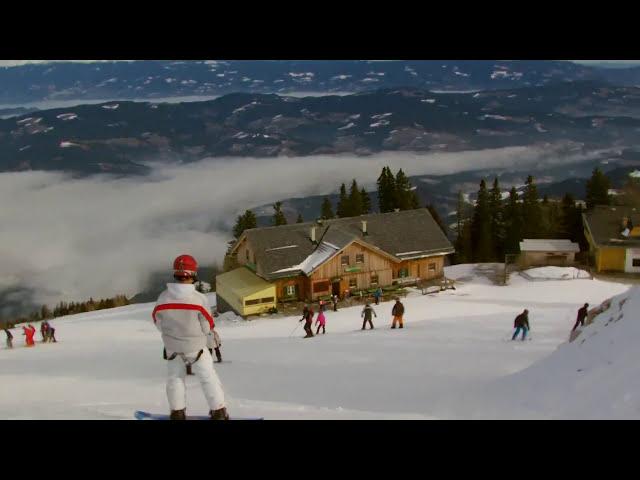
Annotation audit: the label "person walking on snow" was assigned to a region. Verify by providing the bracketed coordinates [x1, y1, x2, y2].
[4, 329, 13, 349]
[40, 320, 50, 343]
[391, 298, 405, 329]
[315, 309, 326, 335]
[319, 299, 326, 313]
[207, 328, 223, 363]
[152, 254, 229, 420]
[49, 325, 57, 343]
[22, 324, 36, 347]
[332, 294, 338, 312]
[572, 303, 589, 332]
[374, 287, 382, 305]
[300, 304, 315, 338]
[361, 303, 377, 330]
[512, 309, 530, 341]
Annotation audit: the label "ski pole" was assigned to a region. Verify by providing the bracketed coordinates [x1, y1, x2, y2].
[289, 321, 302, 337]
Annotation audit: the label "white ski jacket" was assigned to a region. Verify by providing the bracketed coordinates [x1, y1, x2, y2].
[152, 283, 214, 355]
[207, 329, 221, 349]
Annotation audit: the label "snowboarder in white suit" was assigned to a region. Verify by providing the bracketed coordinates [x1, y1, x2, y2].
[152, 254, 229, 420]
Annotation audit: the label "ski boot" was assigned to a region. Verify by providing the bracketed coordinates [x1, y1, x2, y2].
[210, 407, 230, 420]
[170, 409, 186, 420]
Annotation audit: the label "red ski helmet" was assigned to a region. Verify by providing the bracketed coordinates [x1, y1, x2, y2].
[173, 254, 198, 277]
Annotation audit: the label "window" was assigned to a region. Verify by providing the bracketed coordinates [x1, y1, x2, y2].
[370, 274, 379, 285]
[428, 263, 436, 273]
[341, 255, 350, 266]
[313, 281, 330, 293]
[247, 297, 275, 306]
[633, 258, 640, 267]
[356, 253, 365, 264]
[399, 268, 409, 278]
[349, 277, 357, 288]
[284, 285, 296, 297]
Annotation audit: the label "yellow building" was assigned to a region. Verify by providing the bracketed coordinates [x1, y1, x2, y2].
[215, 267, 276, 317]
[583, 205, 640, 273]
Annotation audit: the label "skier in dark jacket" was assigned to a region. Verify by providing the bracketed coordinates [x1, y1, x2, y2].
[4, 329, 12, 349]
[391, 298, 405, 329]
[332, 295, 338, 312]
[41, 321, 50, 343]
[572, 303, 589, 332]
[373, 287, 382, 305]
[512, 309, 530, 341]
[361, 303, 377, 330]
[299, 305, 314, 338]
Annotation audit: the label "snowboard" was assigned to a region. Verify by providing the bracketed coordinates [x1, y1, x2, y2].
[134, 410, 263, 421]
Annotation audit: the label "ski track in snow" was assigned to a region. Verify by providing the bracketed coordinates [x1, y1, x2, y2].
[0, 264, 630, 419]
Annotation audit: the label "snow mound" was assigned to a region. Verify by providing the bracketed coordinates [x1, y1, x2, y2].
[520, 266, 591, 281]
[216, 311, 243, 324]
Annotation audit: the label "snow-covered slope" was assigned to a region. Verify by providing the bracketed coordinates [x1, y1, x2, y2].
[0, 265, 631, 419]
[462, 286, 640, 419]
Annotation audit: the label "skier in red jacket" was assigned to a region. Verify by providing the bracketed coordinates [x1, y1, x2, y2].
[23, 324, 36, 347]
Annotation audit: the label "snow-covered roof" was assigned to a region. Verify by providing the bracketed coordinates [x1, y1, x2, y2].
[519, 239, 580, 253]
[270, 241, 339, 276]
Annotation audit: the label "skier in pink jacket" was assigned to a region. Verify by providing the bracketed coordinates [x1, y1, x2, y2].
[315, 310, 326, 335]
[152, 254, 228, 420]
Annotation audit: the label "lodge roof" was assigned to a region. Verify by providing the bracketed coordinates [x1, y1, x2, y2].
[237, 208, 455, 280]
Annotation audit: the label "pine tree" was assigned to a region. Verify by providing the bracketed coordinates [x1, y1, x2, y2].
[470, 179, 493, 262]
[560, 193, 577, 238]
[232, 209, 257, 239]
[585, 167, 611, 209]
[40, 305, 51, 320]
[336, 183, 350, 218]
[456, 191, 465, 239]
[394, 169, 412, 210]
[522, 175, 542, 238]
[454, 219, 473, 264]
[320, 197, 334, 219]
[296, 212, 304, 223]
[360, 188, 372, 214]
[348, 179, 363, 216]
[489, 177, 505, 260]
[272, 201, 287, 226]
[377, 166, 396, 213]
[503, 187, 523, 254]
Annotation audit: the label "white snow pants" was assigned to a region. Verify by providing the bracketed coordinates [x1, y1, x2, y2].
[166, 348, 225, 411]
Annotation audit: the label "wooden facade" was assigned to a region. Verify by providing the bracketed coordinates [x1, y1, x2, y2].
[228, 237, 448, 303]
[305, 241, 445, 301]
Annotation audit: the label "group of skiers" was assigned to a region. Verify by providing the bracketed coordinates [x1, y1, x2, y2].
[298, 296, 405, 338]
[510, 302, 591, 341]
[3, 321, 57, 349]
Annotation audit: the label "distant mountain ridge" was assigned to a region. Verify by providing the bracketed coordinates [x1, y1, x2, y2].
[3, 80, 640, 175]
[2, 60, 640, 105]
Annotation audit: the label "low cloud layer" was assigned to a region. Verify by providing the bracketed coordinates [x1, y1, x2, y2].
[0, 145, 608, 316]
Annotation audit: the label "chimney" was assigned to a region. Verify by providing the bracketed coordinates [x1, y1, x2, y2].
[361, 220, 368, 236]
[310, 226, 317, 244]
